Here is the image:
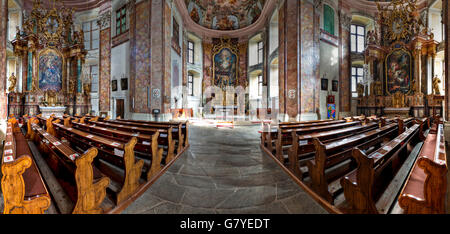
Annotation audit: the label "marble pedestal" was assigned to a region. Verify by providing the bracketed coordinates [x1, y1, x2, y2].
[39, 106, 66, 118]
[383, 107, 410, 118]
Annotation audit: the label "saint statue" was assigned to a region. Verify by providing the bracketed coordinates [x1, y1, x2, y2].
[432, 76, 441, 95]
[357, 83, 364, 98]
[8, 73, 17, 93]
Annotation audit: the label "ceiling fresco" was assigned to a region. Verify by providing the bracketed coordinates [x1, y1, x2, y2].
[184, 0, 267, 31]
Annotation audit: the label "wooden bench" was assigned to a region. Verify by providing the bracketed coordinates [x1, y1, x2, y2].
[92, 117, 186, 154]
[398, 121, 447, 214]
[272, 121, 362, 159]
[287, 121, 381, 179]
[30, 121, 110, 213]
[306, 121, 403, 203]
[108, 118, 189, 149]
[62, 118, 172, 180]
[50, 122, 144, 205]
[340, 121, 423, 213]
[1, 121, 51, 214]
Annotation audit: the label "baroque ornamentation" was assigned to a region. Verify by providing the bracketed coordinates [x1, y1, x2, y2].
[97, 11, 111, 30]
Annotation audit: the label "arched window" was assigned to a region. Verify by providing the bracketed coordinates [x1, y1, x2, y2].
[323, 4, 335, 35]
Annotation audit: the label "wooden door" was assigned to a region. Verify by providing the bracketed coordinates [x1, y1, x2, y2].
[116, 99, 124, 119]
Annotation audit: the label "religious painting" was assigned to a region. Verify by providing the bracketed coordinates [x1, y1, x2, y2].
[38, 49, 63, 92]
[385, 48, 412, 95]
[112, 80, 117, 91]
[121, 78, 128, 90]
[332, 80, 338, 92]
[184, 0, 266, 30]
[213, 47, 238, 91]
[321, 78, 328, 91]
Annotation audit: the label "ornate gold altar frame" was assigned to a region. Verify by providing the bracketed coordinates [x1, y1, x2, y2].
[36, 48, 66, 94]
[384, 44, 413, 96]
[212, 38, 240, 90]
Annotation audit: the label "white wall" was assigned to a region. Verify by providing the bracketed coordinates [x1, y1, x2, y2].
[319, 41, 339, 119]
[110, 42, 130, 118]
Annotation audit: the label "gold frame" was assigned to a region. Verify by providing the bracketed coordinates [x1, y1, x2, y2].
[36, 48, 66, 94]
[384, 46, 413, 96]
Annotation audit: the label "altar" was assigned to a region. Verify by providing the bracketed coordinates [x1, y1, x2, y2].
[383, 107, 410, 118]
[39, 106, 66, 118]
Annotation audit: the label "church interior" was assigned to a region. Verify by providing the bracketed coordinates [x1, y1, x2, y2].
[0, 0, 449, 215]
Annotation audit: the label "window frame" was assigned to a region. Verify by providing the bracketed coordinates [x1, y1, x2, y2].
[83, 20, 99, 51]
[188, 41, 195, 64]
[116, 5, 127, 36]
[188, 74, 194, 96]
[258, 74, 263, 97]
[350, 24, 366, 53]
[351, 66, 364, 97]
[257, 41, 264, 64]
[90, 65, 99, 93]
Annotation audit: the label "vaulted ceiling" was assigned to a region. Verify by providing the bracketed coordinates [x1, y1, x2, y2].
[184, 0, 267, 31]
[23, 0, 107, 12]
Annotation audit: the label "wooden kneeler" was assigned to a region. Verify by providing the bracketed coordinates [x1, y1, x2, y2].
[72, 148, 110, 214]
[2, 156, 51, 214]
[116, 137, 144, 205]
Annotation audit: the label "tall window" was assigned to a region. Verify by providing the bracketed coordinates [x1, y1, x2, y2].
[188, 74, 194, 96]
[188, 41, 194, 64]
[257, 41, 264, 64]
[83, 20, 99, 50]
[323, 4, 335, 35]
[116, 6, 127, 36]
[90, 65, 99, 93]
[258, 75, 263, 96]
[351, 25, 365, 53]
[351, 66, 364, 97]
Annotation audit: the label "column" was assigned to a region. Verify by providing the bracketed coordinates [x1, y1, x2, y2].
[338, 1, 352, 117]
[0, 0, 6, 120]
[98, 9, 111, 114]
[445, 0, 450, 120]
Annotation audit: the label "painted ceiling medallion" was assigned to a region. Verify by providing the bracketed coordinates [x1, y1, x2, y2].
[184, 0, 267, 31]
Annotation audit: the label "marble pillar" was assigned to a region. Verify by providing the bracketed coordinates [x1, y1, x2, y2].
[0, 0, 7, 120]
[338, 2, 351, 116]
[445, 0, 450, 120]
[99, 10, 112, 113]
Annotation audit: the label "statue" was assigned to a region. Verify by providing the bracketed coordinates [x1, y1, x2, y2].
[357, 83, 364, 98]
[8, 73, 17, 93]
[83, 83, 91, 96]
[374, 80, 383, 96]
[432, 76, 441, 95]
[392, 91, 405, 108]
[366, 30, 378, 45]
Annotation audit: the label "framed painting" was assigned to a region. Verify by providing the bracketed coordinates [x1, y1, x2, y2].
[385, 48, 412, 95]
[321, 78, 328, 91]
[38, 49, 63, 92]
[332, 80, 338, 92]
[121, 78, 128, 90]
[112, 80, 117, 91]
[213, 47, 238, 91]
[327, 104, 336, 119]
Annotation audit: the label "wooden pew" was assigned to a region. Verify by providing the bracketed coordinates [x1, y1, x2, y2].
[107, 118, 189, 149]
[1, 122, 51, 214]
[92, 118, 186, 154]
[398, 121, 447, 214]
[51, 122, 144, 205]
[287, 121, 381, 179]
[307, 121, 403, 203]
[63, 118, 171, 180]
[30, 122, 110, 214]
[340, 122, 422, 213]
[272, 121, 362, 158]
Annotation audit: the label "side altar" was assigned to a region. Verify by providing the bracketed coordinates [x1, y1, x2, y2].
[356, 0, 443, 118]
[6, 0, 91, 118]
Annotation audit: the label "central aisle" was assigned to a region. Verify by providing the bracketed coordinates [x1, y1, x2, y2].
[122, 124, 327, 214]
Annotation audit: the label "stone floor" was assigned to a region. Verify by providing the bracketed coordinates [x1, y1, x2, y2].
[122, 124, 327, 214]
